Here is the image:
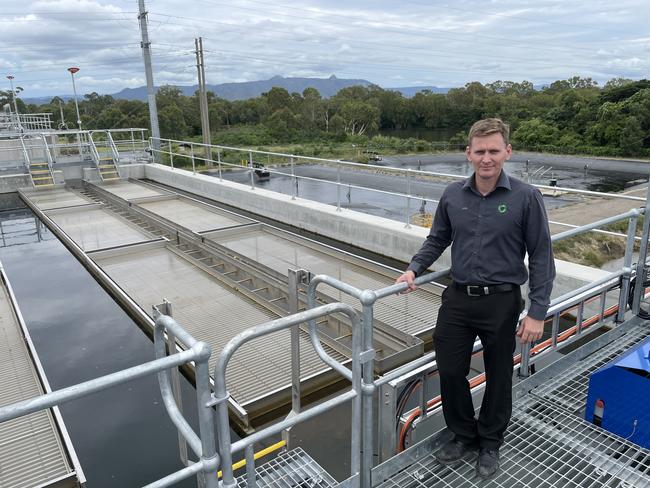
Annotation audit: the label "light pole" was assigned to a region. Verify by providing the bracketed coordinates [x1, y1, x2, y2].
[67, 67, 82, 130]
[6, 75, 22, 132]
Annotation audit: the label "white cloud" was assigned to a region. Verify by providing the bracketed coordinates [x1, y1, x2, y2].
[1, 0, 649, 98]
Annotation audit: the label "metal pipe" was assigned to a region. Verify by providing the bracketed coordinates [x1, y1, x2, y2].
[154, 314, 198, 348]
[213, 302, 359, 487]
[360, 295, 376, 488]
[0, 347, 200, 423]
[195, 356, 219, 488]
[551, 209, 642, 242]
[141, 461, 204, 488]
[191, 143, 196, 174]
[632, 179, 650, 314]
[153, 324, 203, 457]
[337, 160, 342, 211]
[547, 270, 624, 314]
[245, 445, 257, 488]
[617, 212, 638, 322]
[230, 391, 357, 454]
[405, 169, 411, 228]
[249, 150, 255, 190]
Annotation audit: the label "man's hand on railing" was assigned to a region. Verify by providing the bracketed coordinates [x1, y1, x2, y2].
[516, 316, 544, 344]
[395, 270, 417, 294]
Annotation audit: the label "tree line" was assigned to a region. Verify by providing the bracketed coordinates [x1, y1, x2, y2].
[3, 76, 649, 157]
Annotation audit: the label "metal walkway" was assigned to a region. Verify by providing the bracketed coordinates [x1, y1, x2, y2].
[0, 264, 82, 488]
[375, 322, 650, 488]
[17, 180, 443, 423]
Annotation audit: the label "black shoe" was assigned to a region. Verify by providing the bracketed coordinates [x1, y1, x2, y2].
[435, 439, 478, 465]
[476, 448, 500, 479]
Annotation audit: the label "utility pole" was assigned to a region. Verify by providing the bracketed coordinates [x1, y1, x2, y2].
[194, 37, 212, 166]
[138, 0, 161, 162]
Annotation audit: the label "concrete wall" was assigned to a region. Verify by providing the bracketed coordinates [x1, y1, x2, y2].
[143, 163, 452, 268]
[0, 174, 31, 193]
[141, 163, 612, 307]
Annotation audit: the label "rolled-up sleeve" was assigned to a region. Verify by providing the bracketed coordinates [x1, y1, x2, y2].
[525, 189, 556, 320]
[407, 190, 452, 276]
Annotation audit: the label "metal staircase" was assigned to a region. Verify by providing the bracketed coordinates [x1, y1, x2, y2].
[22, 135, 55, 188]
[88, 131, 121, 182]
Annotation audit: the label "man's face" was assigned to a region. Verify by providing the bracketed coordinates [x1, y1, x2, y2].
[466, 133, 512, 182]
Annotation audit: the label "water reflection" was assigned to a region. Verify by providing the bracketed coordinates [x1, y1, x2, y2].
[0, 194, 197, 488]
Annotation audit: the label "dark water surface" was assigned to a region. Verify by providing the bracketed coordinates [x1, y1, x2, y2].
[213, 159, 646, 224]
[0, 197, 198, 487]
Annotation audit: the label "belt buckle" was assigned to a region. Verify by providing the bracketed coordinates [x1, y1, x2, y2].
[466, 285, 481, 296]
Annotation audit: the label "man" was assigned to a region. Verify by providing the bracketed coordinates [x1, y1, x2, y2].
[395, 118, 555, 478]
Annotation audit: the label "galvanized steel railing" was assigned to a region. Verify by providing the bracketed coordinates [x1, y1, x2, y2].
[0, 304, 219, 488]
[150, 137, 647, 230]
[212, 301, 365, 488]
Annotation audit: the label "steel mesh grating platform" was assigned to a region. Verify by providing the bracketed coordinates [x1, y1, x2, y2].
[378, 396, 650, 488]
[530, 325, 650, 415]
[235, 447, 337, 488]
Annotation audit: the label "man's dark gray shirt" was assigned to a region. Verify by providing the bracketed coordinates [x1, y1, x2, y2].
[407, 170, 555, 320]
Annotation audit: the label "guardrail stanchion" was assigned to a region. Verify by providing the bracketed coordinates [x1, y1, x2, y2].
[217, 148, 223, 181]
[169, 140, 174, 169]
[633, 183, 650, 315]
[245, 445, 257, 488]
[249, 150, 255, 190]
[617, 211, 638, 322]
[191, 143, 196, 174]
[405, 168, 411, 228]
[337, 160, 342, 212]
[518, 343, 531, 378]
[291, 156, 296, 200]
[282, 269, 306, 448]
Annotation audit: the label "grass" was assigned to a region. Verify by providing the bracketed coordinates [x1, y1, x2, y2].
[552, 216, 644, 267]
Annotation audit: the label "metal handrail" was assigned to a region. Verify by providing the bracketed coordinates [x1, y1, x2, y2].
[0, 309, 219, 488]
[212, 302, 363, 488]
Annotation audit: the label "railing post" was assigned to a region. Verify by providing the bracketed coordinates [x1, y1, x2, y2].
[249, 150, 255, 190]
[617, 212, 638, 322]
[282, 269, 307, 447]
[337, 160, 342, 212]
[169, 140, 174, 169]
[291, 156, 296, 200]
[155, 302, 189, 468]
[191, 143, 196, 174]
[359, 291, 376, 488]
[245, 445, 257, 488]
[405, 168, 411, 228]
[196, 355, 219, 488]
[518, 343, 531, 378]
[217, 148, 223, 181]
[632, 182, 650, 315]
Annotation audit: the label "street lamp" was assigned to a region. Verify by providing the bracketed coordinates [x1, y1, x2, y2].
[67, 67, 82, 130]
[6, 75, 22, 132]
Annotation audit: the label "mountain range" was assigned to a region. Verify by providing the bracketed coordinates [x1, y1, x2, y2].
[23, 75, 450, 104]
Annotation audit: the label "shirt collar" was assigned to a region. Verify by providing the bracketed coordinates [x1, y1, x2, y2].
[463, 170, 512, 193]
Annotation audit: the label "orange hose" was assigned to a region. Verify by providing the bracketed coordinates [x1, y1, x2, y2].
[397, 298, 625, 451]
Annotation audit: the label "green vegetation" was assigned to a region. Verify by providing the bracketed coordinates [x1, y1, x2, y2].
[4, 76, 650, 159]
[552, 216, 645, 267]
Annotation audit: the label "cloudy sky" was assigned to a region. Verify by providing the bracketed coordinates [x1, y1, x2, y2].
[2, 0, 649, 98]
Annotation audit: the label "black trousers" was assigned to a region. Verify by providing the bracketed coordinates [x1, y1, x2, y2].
[433, 284, 523, 449]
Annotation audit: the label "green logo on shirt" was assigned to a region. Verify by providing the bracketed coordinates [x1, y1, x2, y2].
[497, 203, 507, 214]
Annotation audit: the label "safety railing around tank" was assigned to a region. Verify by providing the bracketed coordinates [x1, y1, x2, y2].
[0, 113, 53, 133]
[0, 301, 219, 488]
[213, 298, 366, 488]
[150, 137, 647, 231]
[274, 185, 649, 467]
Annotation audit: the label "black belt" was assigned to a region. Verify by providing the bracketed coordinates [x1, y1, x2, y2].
[453, 282, 516, 296]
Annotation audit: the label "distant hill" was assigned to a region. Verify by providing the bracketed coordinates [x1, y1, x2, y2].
[23, 76, 451, 104]
[111, 75, 376, 101]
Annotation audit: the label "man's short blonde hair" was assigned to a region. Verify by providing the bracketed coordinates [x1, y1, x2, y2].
[468, 118, 510, 146]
